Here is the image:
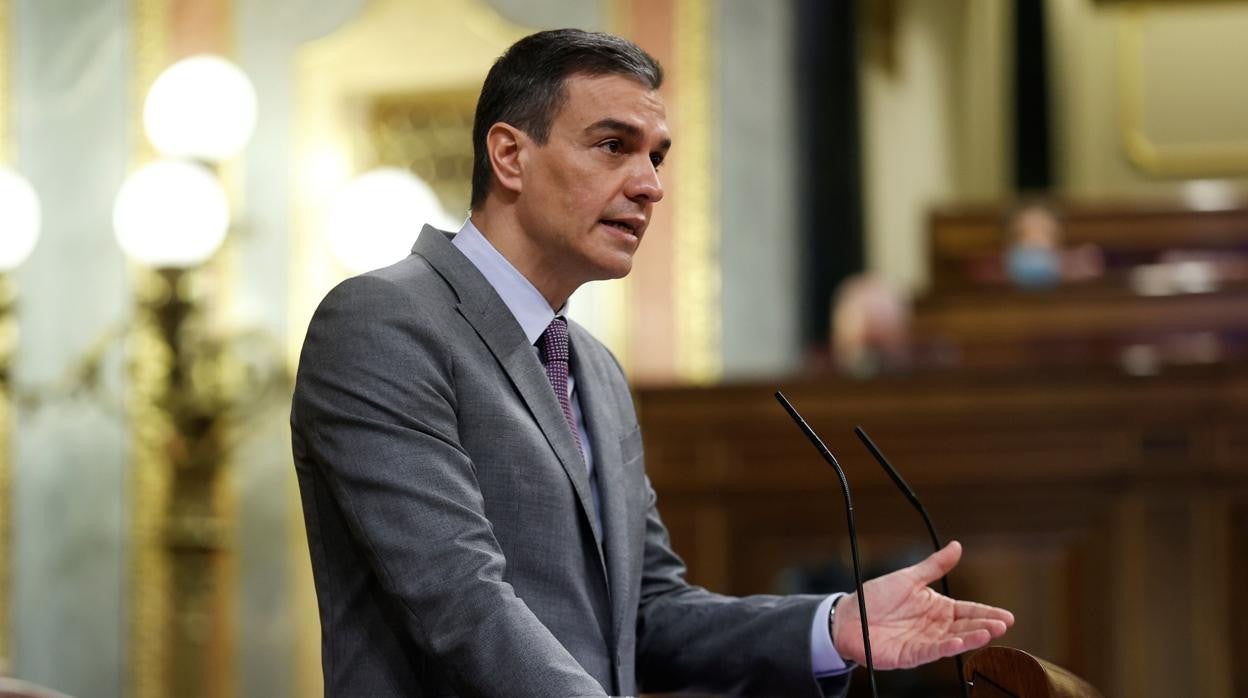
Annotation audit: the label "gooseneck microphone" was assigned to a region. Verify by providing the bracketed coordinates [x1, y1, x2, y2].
[854, 426, 969, 698]
[774, 392, 878, 698]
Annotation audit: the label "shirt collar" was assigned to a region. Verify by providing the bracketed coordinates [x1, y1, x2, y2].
[451, 218, 562, 346]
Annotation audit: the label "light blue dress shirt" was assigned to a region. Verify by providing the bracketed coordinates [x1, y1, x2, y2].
[449, 219, 849, 680]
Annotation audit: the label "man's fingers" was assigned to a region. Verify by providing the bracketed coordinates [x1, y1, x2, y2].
[910, 629, 991, 669]
[953, 628, 993, 652]
[949, 617, 1010, 638]
[897, 640, 956, 669]
[908, 540, 962, 585]
[953, 600, 1015, 626]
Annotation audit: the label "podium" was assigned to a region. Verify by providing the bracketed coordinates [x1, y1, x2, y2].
[964, 647, 1103, 698]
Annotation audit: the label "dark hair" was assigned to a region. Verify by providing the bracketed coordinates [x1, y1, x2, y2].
[469, 28, 663, 209]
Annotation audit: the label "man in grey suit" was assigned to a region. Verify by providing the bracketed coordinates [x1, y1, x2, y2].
[291, 29, 1013, 697]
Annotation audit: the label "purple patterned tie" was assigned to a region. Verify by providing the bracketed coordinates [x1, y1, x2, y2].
[537, 317, 584, 457]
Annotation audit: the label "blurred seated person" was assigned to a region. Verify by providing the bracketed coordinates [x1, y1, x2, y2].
[0, 675, 71, 698]
[832, 273, 912, 377]
[1000, 201, 1103, 290]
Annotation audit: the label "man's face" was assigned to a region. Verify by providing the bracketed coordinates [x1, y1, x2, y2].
[1011, 207, 1061, 250]
[514, 73, 670, 288]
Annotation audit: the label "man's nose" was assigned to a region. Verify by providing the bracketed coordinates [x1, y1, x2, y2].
[625, 160, 664, 203]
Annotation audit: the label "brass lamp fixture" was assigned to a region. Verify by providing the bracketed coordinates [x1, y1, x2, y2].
[114, 55, 274, 698]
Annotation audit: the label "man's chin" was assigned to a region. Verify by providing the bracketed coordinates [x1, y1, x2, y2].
[598, 255, 634, 281]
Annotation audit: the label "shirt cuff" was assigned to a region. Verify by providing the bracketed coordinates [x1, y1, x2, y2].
[810, 593, 853, 677]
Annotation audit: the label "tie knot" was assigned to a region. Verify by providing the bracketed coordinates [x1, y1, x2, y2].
[538, 316, 570, 366]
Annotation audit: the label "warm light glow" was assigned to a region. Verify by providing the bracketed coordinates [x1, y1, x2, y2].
[113, 159, 230, 268]
[0, 167, 41, 271]
[144, 55, 258, 162]
[326, 167, 459, 274]
[301, 145, 352, 196]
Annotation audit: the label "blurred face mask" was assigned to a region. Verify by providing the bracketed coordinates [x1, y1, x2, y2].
[1006, 246, 1061, 289]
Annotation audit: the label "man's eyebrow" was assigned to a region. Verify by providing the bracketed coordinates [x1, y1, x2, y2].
[586, 118, 672, 152]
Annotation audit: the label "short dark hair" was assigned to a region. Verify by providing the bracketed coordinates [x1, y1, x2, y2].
[469, 28, 663, 209]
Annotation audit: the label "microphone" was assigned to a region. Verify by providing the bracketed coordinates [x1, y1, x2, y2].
[774, 392, 878, 698]
[854, 426, 969, 698]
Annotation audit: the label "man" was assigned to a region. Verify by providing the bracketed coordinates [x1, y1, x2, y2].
[291, 28, 1012, 697]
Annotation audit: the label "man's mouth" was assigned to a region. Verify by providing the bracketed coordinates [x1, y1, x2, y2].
[601, 218, 643, 236]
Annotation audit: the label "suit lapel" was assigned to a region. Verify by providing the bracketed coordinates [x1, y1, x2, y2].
[569, 330, 633, 652]
[411, 227, 606, 549]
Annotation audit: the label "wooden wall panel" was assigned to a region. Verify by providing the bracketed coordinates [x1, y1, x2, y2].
[1231, 499, 1248, 698]
[638, 366, 1248, 697]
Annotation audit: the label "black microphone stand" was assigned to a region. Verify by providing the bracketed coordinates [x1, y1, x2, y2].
[775, 392, 878, 698]
[854, 426, 970, 698]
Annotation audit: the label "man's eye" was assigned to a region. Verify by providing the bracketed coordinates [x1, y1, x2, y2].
[601, 139, 623, 153]
[651, 154, 665, 169]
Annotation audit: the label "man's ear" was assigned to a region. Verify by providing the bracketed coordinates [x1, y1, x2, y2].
[486, 122, 527, 196]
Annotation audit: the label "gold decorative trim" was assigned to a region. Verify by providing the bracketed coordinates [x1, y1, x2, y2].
[365, 88, 477, 215]
[0, 0, 12, 667]
[0, 277, 13, 668]
[672, 0, 720, 383]
[130, 4, 243, 695]
[0, 0, 9, 165]
[131, 0, 166, 163]
[1117, 6, 1248, 175]
[129, 2, 169, 697]
[128, 270, 176, 698]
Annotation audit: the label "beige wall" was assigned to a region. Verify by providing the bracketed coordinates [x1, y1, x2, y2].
[862, 0, 1248, 293]
[861, 0, 1011, 292]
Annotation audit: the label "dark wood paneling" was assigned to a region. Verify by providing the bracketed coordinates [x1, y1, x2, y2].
[1232, 498, 1248, 698]
[637, 367, 1248, 697]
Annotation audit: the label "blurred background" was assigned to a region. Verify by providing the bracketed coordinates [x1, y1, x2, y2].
[0, 0, 1245, 696]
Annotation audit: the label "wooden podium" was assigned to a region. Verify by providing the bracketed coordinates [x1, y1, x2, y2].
[964, 647, 1103, 698]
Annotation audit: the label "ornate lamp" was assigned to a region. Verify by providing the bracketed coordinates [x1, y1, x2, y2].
[116, 55, 263, 698]
[114, 159, 230, 267]
[113, 156, 233, 697]
[143, 55, 258, 163]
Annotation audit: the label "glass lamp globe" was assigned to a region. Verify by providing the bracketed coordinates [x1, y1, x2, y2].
[143, 55, 258, 162]
[0, 167, 41, 271]
[113, 159, 230, 268]
[326, 167, 459, 274]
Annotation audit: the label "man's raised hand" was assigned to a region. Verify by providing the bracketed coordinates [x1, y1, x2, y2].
[831, 541, 1014, 669]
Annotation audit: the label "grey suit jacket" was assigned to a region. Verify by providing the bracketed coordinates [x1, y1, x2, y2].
[291, 226, 850, 697]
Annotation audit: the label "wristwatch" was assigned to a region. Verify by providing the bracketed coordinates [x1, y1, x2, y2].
[827, 594, 843, 641]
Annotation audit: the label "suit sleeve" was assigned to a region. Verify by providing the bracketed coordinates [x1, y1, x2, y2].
[632, 478, 850, 698]
[291, 275, 606, 697]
